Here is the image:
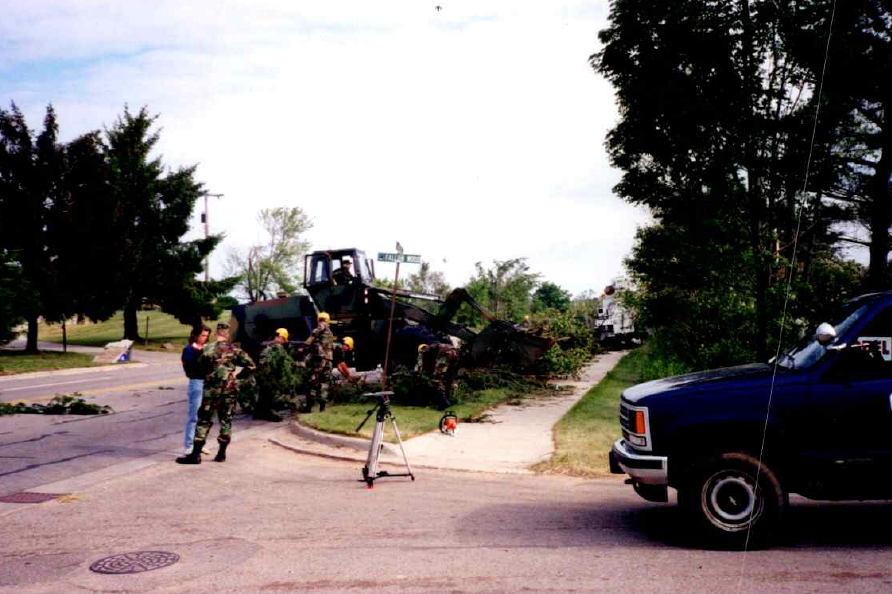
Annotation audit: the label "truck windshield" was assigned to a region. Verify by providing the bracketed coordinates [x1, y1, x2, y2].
[775, 305, 868, 370]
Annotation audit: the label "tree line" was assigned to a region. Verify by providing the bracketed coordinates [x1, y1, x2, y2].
[0, 104, 236, 350]
[593, 0, 891, 370]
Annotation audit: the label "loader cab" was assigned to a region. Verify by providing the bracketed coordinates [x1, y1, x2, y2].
[303, 249, 376, 318]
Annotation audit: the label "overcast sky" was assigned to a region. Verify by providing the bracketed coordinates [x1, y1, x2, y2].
[1, 0, 651, 298]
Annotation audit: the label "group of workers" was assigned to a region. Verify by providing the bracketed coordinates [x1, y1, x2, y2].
[176, 309, 460, 465]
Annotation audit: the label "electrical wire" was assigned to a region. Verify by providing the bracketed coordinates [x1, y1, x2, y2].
[739, 0, 838, 589]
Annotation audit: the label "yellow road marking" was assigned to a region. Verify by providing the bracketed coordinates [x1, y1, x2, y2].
[3, 377, 187, 405]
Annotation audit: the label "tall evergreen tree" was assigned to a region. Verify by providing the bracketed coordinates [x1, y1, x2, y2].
[0, 104, 65, 351]
[103, 106, 236, 339]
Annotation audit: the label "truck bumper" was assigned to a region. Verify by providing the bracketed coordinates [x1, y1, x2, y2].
[610, 439, 668, 486]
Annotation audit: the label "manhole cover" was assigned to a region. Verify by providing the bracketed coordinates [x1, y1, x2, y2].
[89, 552, 180, 574]
[0, 492, 67, 504]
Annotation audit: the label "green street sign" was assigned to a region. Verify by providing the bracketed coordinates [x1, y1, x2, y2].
[378, 252, 421, 264]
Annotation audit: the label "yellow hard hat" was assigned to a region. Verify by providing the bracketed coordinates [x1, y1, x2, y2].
[418, 343, 428, 354]
[317, 312, 330, 322]
[275, 328, 289, 340]
[343, 336, 354, 350]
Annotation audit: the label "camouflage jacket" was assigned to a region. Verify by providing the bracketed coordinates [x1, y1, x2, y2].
[417, 343, 458, 379]
[306, 326, 334, 362]
[200, 340, 256, 395]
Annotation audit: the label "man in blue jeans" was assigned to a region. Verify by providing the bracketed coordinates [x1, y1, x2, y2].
[181, 325, 211, 454]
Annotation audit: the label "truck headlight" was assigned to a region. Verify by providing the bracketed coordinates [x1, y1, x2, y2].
[620, 403, 652, 451]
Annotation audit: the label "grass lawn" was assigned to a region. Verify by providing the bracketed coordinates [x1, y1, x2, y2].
[39, 311, 230, 352]
[532, 347, 647, 477]
[298, 386, 554, 442]
[0, 350, 99, 376]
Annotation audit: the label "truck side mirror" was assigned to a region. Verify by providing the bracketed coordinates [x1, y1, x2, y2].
[815, 322, 836, 345]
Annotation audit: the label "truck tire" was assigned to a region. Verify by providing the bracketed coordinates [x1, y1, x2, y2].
[679, 452, 786, 549]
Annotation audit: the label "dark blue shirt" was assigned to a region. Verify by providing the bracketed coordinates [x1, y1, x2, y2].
[181, 344, 205, 380]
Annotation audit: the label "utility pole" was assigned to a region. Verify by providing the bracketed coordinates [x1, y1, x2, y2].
[202, 193, 223, 282]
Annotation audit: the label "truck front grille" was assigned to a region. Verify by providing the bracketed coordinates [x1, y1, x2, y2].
[619, 403, 630, 441]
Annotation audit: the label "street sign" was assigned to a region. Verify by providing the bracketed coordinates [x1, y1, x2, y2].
[377, 252, 421, 264]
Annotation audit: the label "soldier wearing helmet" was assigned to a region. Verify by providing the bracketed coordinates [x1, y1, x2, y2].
[333, 336, 357, 385]
[416, 342, 458, 410]
[302, 312, 334, 412]
[254, 327, 297, 422]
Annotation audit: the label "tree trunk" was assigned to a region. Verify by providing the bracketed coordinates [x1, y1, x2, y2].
[123, 301, 141, 341]
[26, 315, 39, 353]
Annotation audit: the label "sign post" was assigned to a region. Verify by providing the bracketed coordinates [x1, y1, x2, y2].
[379, 243, 421, 388]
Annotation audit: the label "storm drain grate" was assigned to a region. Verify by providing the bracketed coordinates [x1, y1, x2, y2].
[90, 551, 180, 574]
[0, 492, 68, 504]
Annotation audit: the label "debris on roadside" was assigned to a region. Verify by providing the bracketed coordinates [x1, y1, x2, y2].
[0, 393, 113, 416]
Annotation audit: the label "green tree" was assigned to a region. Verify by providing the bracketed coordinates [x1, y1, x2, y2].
[532, 282, 571, 313]
[593, 0, 851, 362]
[44, 130, 121, 332]
[0, 251, 33, 344]
[456, 258, 540, 327]
[404, 261, 450, 298]
[103, 106, 234, 339]
[225, 206, 313, 302]
[787, 0, 892, 289]
[0, 104, 65, 351]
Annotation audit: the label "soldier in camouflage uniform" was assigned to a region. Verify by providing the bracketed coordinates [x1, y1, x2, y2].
[254, 328, 298, 421]
[300, 312, 334, 413]
[416, 343, 459, 410]
[176, 322, 256, 464]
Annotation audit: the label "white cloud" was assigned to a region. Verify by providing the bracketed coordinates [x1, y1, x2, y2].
[1, 0, 649, 297]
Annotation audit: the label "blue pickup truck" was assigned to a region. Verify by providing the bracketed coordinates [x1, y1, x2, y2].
[609, 291, 892, 548]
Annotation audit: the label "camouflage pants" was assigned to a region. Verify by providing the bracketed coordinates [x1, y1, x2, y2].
[194, 392, 236, 444]
[307, 361, 332, 404]
[433, 376, 453, 410]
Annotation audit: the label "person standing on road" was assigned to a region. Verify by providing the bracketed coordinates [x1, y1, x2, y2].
[255, 328, 298, 421]
[301, 312, 334, 413]
[177, 322, 256, 464]
[180, 325, 211, 455]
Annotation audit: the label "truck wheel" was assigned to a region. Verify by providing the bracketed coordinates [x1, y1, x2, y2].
[679, 453, 786, 549]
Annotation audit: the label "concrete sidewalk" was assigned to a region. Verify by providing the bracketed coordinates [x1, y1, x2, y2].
[271, 350, 628, 474]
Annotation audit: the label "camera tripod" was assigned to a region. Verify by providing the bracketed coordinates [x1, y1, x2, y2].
[356, 391, 415, 488]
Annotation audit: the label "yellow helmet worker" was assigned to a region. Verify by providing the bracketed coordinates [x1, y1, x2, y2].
[317, 312, 331, 323]
[275, 328, 289, 340]
[343, 336, 354, 350]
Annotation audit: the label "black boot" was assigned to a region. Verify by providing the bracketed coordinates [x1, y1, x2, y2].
[318, 400, 326, 412]
[299, 397, 315, 413]
[214, 441, 229, 462]
[176, 441, 204, 464]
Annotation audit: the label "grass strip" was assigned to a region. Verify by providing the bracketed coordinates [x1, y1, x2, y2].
[298, 386, 550, 442]
[0, 351, 98, 376]
[38, 311, 229, 351]
[533, 347, 648, 477]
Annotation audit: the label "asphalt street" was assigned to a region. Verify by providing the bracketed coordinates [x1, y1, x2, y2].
[0, 343, 266, 499]
[2, 435, 892, 594]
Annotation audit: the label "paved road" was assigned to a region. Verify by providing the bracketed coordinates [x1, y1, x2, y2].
[1, 434, 891, 593]
[0, 343, 266, 499]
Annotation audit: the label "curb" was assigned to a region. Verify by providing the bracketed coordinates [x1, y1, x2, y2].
[288, 419, 398, 455]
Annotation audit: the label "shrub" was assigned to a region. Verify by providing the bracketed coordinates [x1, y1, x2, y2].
[529, 308, 599, 378]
